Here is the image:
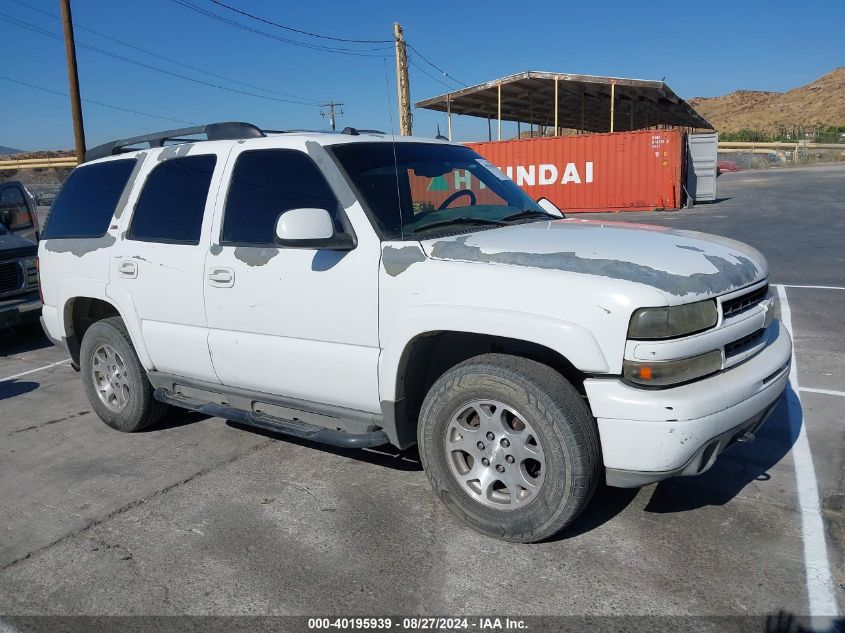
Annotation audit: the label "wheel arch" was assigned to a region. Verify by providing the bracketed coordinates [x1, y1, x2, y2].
[60, 290, 153, 369]
[381, 327, 604, 449]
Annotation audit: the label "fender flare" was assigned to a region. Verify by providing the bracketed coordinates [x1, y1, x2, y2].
[56, 281, 155, 370]
[379, 304, 610, 402]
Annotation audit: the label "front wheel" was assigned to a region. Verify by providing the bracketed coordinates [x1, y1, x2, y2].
[418, 354, 600, 543]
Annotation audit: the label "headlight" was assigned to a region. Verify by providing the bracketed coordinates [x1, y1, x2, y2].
[24, 257, 39, 287]
[623, 349, 722, 386]
[627, 300, 717, 340]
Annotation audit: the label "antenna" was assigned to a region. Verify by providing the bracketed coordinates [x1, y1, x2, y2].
[319, 101, 344, 131]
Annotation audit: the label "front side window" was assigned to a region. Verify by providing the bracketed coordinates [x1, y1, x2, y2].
[222, 149, 341, 245]
[42, 159, 137, 239]
[0, 185, 31, 230]
[328, 143, 549, 240]
[128, 155, 216, 244]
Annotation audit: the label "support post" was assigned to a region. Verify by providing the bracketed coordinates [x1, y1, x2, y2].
[497, 83, 502, 141]
[446, 94, 452, 141]
[59, 0, 86, 163]
[393, 22, 412, 136]
[580, 91, 585, 133]
[610, 83, 615, 133]
[554, 76, 559, 136]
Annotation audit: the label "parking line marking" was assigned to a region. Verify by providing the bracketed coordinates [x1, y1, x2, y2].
[0, 359, 71, 383]
[800, 387, 845, 398]
[777, 285, 839, 618]
[779, 284, 845, 291]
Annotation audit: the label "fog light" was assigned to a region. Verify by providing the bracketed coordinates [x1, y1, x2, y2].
[623, 349, 723, 386]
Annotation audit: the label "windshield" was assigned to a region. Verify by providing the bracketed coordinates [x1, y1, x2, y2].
[329, 142, 550, 239]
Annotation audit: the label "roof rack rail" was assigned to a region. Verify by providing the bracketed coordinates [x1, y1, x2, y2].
[85, 122, 265, 162]
[341, 127, 386, 136]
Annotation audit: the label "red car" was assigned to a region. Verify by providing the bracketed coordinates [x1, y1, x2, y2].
[717, 160, 741, 175]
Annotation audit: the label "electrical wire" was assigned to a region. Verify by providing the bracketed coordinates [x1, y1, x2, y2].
[406, 42, 466, 87]
[0, 12, 319, 106]
[168, 0, 392, 57]
[409, 58, 455, 91]
[209, 0, 392, 44]
[0, 74, 197, 125]
[9, 0, 320, 104]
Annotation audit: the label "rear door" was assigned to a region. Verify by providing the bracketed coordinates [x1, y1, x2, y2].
[109, 145, 228, 383]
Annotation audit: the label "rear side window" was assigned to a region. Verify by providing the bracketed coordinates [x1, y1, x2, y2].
[128, 155, 216, 245]
[222, 149, 340, 245]
[42, 159, 137, 239]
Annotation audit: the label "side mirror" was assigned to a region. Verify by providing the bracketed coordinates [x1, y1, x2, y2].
[537, 197, 564, 218]
[274, 208, 355, 250]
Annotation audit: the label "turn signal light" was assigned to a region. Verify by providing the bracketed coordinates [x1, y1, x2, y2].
[623, 349, 722, 386]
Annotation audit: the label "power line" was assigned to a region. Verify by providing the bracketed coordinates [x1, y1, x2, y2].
[10, 0, 320, 104]
[0, 74, 197, 125]
[0, 12, 319, 106]
[209, 0, 392, 44]
[168, 0, 392, 57]
[406, 42, 466, 88]
[409, 58, 455, 91]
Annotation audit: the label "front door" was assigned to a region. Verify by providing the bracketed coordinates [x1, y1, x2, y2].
[203, 144, 380, 413]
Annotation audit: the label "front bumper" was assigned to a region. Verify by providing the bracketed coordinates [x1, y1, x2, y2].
[0, 291, 42, 329]
[584, 320, 792, 488]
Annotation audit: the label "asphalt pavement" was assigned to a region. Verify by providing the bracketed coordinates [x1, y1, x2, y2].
[1, 164, 843, 626]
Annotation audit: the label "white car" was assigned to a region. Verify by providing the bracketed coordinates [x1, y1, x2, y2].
[38, 122, 791, 542]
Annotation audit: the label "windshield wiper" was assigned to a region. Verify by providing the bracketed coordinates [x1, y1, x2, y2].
[500, 209, 553, 222]
[411, 217, 507, 234]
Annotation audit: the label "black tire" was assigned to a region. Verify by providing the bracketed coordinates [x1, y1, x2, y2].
[79, 316, 168, 432]
[418, 353, 600, 543]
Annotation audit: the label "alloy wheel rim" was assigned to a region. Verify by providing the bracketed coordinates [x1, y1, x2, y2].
[444, 399, 546, 510]
[91, 344, 130, 412]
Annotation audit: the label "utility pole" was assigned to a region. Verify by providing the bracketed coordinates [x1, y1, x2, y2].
[393, 22, 412, 136]
[59, 0, 86, 163]
[319, 101, 344, 131]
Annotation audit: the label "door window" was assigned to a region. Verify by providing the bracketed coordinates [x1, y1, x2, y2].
[221, 149, 341, 245]
[128, 155, 217, 244]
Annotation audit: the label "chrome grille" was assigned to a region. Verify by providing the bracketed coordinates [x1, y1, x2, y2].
[0, 261, 23, 294]
[722, 284, 768, 319]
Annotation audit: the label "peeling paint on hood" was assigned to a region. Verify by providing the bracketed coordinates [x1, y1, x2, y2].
[421, 219, 767, 300]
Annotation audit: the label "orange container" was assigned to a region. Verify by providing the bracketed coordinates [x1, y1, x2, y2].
[466, 130, 684, 212]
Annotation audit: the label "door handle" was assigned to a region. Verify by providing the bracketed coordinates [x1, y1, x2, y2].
[118, 260, 138, 279]
[208, 267, 235, 288]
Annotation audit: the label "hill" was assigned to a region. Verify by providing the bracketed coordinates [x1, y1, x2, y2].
[0, 150, 75, 186]
[0, 146, 23, 155]
[688, 68, 845, 136]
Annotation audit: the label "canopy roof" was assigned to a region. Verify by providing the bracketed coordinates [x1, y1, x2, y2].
[414, 71, 712, 134]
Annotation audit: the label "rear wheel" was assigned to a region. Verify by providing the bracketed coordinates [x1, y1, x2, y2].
[80, 316, 168, 432]
[418, 354, 600, 543]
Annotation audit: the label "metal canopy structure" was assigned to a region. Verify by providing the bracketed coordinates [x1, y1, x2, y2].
[414, 71, 712, 140]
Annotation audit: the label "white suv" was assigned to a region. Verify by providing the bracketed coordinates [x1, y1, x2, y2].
[39, 122, 791, 542]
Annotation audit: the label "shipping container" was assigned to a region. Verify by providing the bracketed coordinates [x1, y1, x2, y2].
[465, 130, 684, 212]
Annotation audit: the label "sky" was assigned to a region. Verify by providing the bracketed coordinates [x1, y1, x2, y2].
[1, 0, 843, 151]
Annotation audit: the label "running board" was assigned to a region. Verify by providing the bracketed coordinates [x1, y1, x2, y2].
[153, 388, 389, 449]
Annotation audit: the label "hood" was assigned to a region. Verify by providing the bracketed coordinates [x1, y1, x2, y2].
[420, 218, 767, 301]
[0, 231, 38, 261]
